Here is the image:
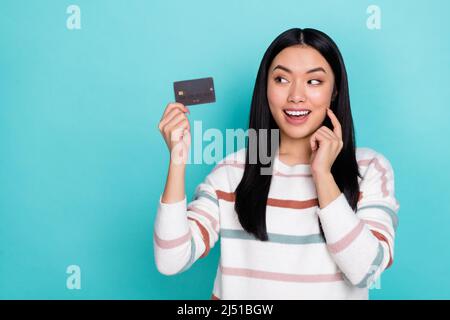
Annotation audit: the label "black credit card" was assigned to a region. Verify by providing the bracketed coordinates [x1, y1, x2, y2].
[173, 77, 216, 106]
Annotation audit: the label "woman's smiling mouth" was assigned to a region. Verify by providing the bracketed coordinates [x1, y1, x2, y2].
[283, 108, 311, 125]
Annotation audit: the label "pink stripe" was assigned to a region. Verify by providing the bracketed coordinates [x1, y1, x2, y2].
[215, 157, 391, 189]
[357, 157, 389, 197]
[221, 265, 343, 283]
[272, 170, 312, 178]
[187, 205, 219, 232]
[212, 161, 245, 173]
[362, 219, 394, 239]
[327, 220, 365, 254]
[212, 160, 312, 178]
[154, 230, 191, 249]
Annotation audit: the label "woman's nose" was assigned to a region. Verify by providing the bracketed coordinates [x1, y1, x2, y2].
[288, 82, 306, 103]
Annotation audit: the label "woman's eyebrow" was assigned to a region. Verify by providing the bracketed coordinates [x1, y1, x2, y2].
[272, 65, 292, 73]
[305, 67, 326, 74]
[272, 65, 327, 74]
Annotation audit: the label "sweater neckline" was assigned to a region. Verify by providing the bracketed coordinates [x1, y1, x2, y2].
[273, 149, 312, 175]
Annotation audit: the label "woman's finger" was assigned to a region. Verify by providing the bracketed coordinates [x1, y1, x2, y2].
[159, 108, 187, 131]
[326, 108, 342, 140]
[310, 130, 324, 151]
[162, 112, 189, 135]
[311, 130, 333, 151]
[170, 119, 190, 142]
[162, 102, 189, 119]
[159, 103, 189, 127]
[318, 126, 336, 140]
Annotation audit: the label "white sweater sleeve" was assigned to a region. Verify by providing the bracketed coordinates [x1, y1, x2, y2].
[316, 151, 400, 288]
[153, 170, 221, 276]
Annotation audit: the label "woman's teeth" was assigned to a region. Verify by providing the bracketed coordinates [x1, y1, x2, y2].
[284, 110, 311, 117]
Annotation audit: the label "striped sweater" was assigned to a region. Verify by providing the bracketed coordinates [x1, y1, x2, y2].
[153, 147, 400, 300]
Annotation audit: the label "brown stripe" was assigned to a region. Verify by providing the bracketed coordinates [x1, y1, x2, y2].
[371, 230, 393, 269]
[267, 197, 319, 209]
[188, 217, 210, 259]
[216, 190, 236, 202]
[216, 190, 318, 209]
[211, 293, 220, 300]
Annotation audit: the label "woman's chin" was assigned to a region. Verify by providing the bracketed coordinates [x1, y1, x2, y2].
[280, 127, 312, 140]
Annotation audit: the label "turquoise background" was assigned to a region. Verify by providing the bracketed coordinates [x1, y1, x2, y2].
[1, 0, 449, 299]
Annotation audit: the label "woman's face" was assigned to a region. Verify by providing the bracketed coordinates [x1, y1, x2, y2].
[267, 45, 336, 140]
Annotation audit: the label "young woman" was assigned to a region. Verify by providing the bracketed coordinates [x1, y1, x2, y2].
[154, 28, 400, 300]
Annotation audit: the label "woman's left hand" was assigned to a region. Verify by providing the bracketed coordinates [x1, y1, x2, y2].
[309, 108, 344, 176]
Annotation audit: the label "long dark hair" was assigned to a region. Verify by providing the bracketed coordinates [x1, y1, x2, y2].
[234, 28, 361, 241]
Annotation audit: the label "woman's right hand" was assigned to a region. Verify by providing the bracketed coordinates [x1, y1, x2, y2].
[158, 102, 191, 165]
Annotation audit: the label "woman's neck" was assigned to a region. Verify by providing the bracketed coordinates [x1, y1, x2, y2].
[278, 132, 312, 165]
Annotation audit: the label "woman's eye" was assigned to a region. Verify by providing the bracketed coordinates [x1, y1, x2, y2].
[275, 76, 288, 84]
[309, 79, 322, 85]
